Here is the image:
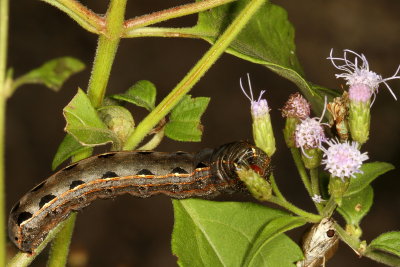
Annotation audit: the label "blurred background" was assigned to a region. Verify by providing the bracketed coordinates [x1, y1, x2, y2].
[5, 0, 400, 266]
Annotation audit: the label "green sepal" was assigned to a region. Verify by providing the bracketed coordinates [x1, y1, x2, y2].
[328, 176, 350, 206]
[301, 148, 322, 169]
[349, 100, 370, 145]
[165, 95, 210, 142]
[283, 117, 298, 148]
[237, 168, 272, 201]
[252, 114, 276, 157]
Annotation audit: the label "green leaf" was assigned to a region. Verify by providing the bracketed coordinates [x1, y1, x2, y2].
[188, 1, 339, 113]
[368, 232, 400, 258]
[110, 80, 156, 111]
[51, 134, 93, 170]
[338, 185, 373, 225]
[172, 199, 303, 267]
[64, 88, 119, 147]
[242, 216, 306, 266]
[11, 57, 85, 94]
[345, 162, 394, 196]
[165, 95, 210, 142]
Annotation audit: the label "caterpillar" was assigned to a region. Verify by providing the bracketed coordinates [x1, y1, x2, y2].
[8, 141, 271, 253]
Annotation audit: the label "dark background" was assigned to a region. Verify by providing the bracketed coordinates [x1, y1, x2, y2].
[5, 0, 400, 266]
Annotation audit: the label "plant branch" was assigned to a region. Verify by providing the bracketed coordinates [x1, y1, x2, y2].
[269, 173, 286, 202]
[310, 168, 323, 213]
[124, 0, 236, 34]
[123, 0, 267, 150]
[87, 0, 127, 108]
[269, 196, 321, 223]
[48, 0, 127, 264]
[125, 26, 198, 39]
[0, 0, 8, 263]
[40, 0, 105, 34]
[290, 148, 312, 196]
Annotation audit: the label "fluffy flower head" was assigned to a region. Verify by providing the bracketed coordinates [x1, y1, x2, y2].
[328, 49, 400, 101]
[282, 92, 311, 119]
[295, 117, 326, 150]
[321, 139, 369, 180]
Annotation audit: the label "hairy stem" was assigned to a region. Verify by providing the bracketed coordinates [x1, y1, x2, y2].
[124, 0, 236, 33]
[87, 0, 127, 108]
[123, 0, 267, 150]
[310, 168, 323, 213]
[269, 196, 321, 223]
[0, 0, 8, 263]
[40, 0, 105, 34]
[47, 0, 127, 264]
[290, 148, 312, 196]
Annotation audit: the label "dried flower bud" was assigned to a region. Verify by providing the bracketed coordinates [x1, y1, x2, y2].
[282, 93, 311, 119]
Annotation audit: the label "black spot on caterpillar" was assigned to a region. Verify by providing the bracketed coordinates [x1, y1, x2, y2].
[8, 141, 271, 253]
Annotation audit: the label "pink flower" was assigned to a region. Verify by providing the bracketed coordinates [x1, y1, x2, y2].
[320, 139, 369, 180]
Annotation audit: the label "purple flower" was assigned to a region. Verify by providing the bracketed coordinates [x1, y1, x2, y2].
[328, 49, 400, 102]
[240, 74, 270, 118]
[320, 139, 369, 180]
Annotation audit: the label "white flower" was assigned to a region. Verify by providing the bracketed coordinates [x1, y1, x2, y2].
[320, 139, 369, 180]
[295, 118, 326, 150]
[328, 49, 400, 101]
[311, 194, 325, 203]
[240, 73, 269, 118]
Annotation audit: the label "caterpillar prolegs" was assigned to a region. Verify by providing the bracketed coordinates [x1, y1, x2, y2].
[9, 141, 271, 253]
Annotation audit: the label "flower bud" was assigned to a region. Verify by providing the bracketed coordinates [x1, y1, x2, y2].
[301, 148, 322, 169]
[328, 175, 350, 206]
[240, 74, 276, 156]
[237, 168, 272, 201]
[282, 93, 311, 148]
[283, 117, 298, 148]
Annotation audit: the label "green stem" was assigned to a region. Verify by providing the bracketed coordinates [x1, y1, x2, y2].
[310, 168, 323, 213]
[138, 127, 165, 150]
[87, 0, 127, 108]
[40, 0, 105, 34]
[125, 26, 198, 39]
[269, 173, 286, 202]
[47, 213, 77, 267]
[0, 0, 8, 263]
[6, 219, 69, 267]
[124, 0, 236, 33]
[123, 0, 267, 150]
[290, 148, 312, 196]
[47, 0, 127, 264]
[269, 196, 321, 223]
[322, 197, 337, 217]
